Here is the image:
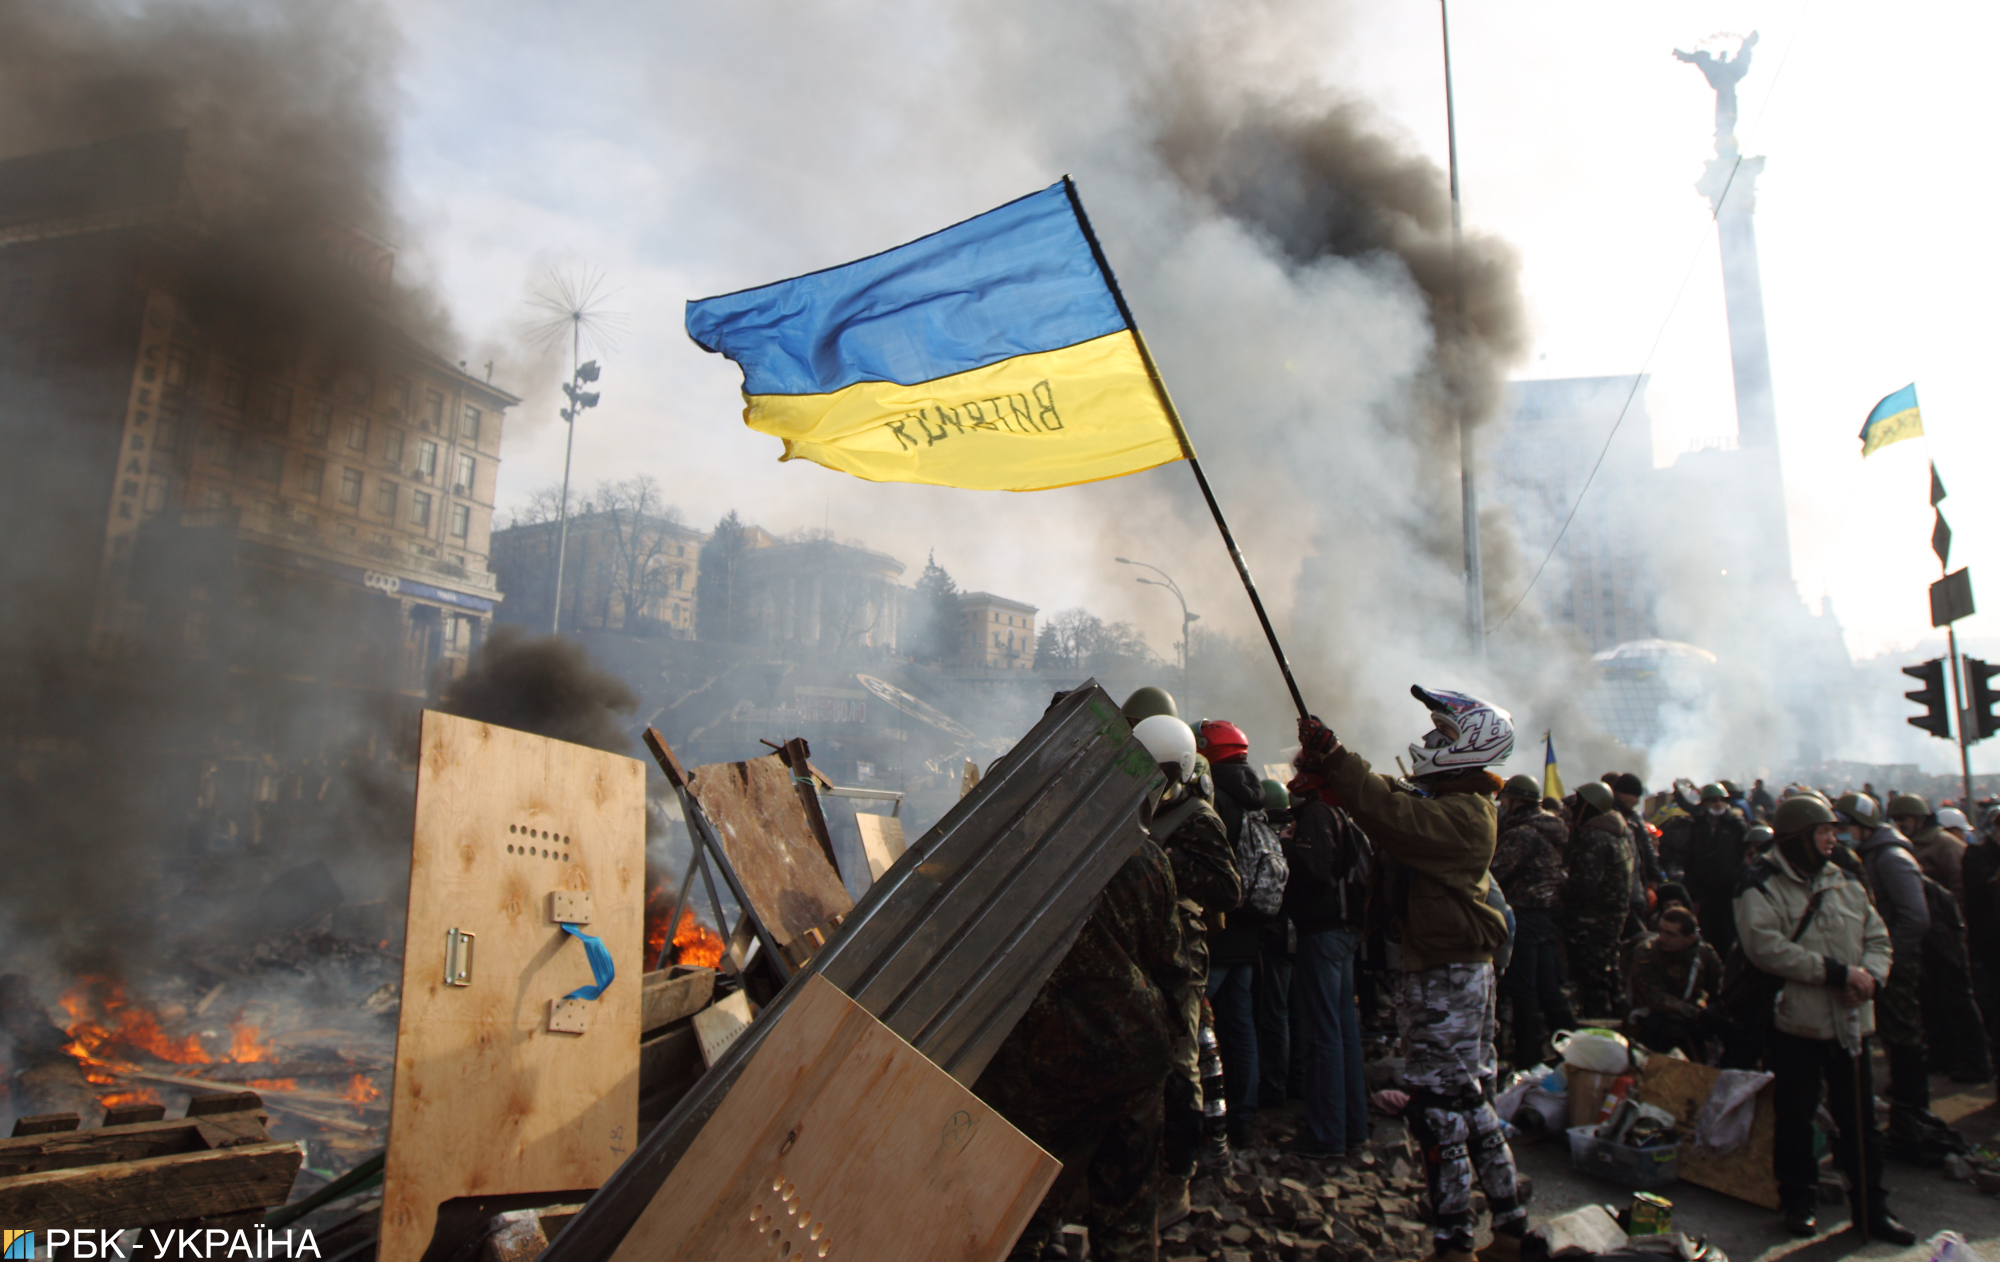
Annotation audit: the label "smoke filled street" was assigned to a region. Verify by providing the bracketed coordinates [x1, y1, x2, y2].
[6, 2, 2000, 1261]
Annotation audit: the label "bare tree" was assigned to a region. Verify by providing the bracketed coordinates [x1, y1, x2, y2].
[501, 484, 570, 529]
[589, 475, 685, 633]
[1035, 608, 1156, 675]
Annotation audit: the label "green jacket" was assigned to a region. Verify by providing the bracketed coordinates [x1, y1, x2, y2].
[1321, 747, 1507, 971]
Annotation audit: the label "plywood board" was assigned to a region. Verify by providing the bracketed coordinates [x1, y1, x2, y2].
[383, 711, 646, 1262]
[854, 812, 907, 882]
[610, 975, 1059, 1262]
[693, 991, 756, 1068]
[1633, 1056, 1780, 1210]
[687, 754, 852, 949]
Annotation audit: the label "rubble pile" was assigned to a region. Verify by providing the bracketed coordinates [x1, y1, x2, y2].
[1166, 1119, 1438, 1262]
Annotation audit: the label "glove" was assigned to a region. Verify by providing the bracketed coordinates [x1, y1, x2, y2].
[1297, 714, 1339, 757]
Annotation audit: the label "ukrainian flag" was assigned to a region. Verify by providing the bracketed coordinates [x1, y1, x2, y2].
[685, 180, 1188, 491]
[1542, 733, 1563, 802]
[1859, 384, 1923, 457]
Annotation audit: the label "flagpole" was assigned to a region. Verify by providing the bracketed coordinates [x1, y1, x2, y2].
[1061, 178, 1309, 718]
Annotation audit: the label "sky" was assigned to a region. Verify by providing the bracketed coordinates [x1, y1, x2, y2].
[372, 0, 1999, 771]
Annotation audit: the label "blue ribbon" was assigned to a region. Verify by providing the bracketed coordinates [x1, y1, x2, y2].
[561, 922, 616, 1000]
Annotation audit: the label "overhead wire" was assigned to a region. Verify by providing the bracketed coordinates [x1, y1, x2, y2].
[1489, 7, 1812, 633]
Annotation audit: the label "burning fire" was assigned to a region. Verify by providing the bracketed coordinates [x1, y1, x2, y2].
[643, 883, 726, 969]
[60, 975, 207, 1082]
[341, 1073, 381, 1103]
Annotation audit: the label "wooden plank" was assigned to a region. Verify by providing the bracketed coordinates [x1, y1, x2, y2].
[684, 754, 853, 950]
[1631, 1056, 1780, 1210]
[640, 967, 715, 1036]
[610, 975, 1059, 1262]
[854, 813, 906, 882]
[186, 1091, 264, 1118]
[11, 1115, 79, 1137]
[99, 1104, 166, 1128]
[382, 711, 646, 1262]
[0, 1139, 302, 1229]
[691, 992, 756, 1069]
[0, 1110, 272, 1178]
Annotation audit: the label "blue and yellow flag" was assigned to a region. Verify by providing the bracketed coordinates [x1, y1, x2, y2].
[1859, 384, 1923, 457]
[684, 180, 1188, 491]
[1542, 732, 1563, 802]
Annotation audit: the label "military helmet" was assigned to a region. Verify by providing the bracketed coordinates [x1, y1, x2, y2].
[1887, 793, 1931, 820]
[1122, 686, 1177, 725]
[1502, 773, 1543, 801]
[1576, 781, 1616, 814]
[1262, 779, 1292, 812]
[1832, 791, 1883, 831]
[1700, 782, 1728, 801]
[1746, 824, 1775, 847]
[1774, 795, 1838, 836]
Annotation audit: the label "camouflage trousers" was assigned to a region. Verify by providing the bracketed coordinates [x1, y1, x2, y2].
[1164, 923, 1210, 1178]
[1395, 964, 1524, 1253]
[1006, 1085, 1163, 1262]
[1566, 916, 1626, 1020]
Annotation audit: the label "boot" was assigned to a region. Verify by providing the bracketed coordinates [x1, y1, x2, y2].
[1156, 1174, 1191, 1230]
[1780, 1197, 1818, 1238]
[1849, 1198, 1917, 1246]
[1475, 1230, 1523, 1262]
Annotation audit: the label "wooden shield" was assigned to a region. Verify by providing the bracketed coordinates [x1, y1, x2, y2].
[382, 712, 646, 1262]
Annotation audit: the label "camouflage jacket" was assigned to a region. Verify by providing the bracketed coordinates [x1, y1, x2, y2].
[1151, 785, 1242, 916]
[1563, 812, 1635, 918]
[975, 836, 1193, 1107]
[1491, 804, 1567, 912]
[1626, 936, 1724, 1018]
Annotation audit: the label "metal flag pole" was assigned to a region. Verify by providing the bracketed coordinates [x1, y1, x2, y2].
[1061, 177, 1311, 719]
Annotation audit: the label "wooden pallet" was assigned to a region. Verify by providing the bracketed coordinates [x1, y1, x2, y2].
[0, 1091, 300, 1229]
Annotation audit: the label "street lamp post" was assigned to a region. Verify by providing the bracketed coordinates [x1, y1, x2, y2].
[549, 351, 601, 635]
[1115, 557, 1199, 705]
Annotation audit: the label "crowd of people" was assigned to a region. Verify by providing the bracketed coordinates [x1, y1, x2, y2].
[975, 681, 1995, 1260]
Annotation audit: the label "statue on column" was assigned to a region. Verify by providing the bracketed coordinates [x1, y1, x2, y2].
[1674, 31, 1758, 157]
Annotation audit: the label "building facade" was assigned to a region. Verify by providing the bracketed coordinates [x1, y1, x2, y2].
[490, 510, 702, 637]
[955, 592, 1037, 669]
[738, 537, 905, 656]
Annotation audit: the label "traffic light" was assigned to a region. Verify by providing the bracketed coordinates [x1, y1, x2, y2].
[1968, 657, 2000, 742]
[1904, 658, 1952, 740]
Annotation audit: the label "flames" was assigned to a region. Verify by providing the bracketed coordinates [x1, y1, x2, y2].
[340, 1073, 380, 1103]
[643, 882, 726, 970]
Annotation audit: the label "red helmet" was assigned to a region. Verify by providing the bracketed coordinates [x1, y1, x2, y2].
[1196, 719, 1249, 763]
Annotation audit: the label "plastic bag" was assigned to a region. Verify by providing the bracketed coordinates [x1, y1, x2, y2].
[1926, 1231, 1979, 1262]
[1555, 1028, 1632, 1074]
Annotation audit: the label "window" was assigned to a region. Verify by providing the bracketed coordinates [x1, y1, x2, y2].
[305, 400, 331, 446]
[411, 490, 432, 529]
[210, 430, 241, 470]
[335, 366, 372, 404]
[376, 480, 398, 517]
[338, 468, 363, 505]
[462, 406, 481, 443]
[263, 385, 292, 425]
[345, 414, 369, 451]
[421, 390, 444, 431]
[449, 503, 470, 538]
[383, 429, 404, 464]
[454, 453, 474, 492]
[383, 377, 410, 417]
[163, 345, 193, 389]
[248, 440, 282, 483]
[416, 439, 438, 480]
[300, 456, 325, 496]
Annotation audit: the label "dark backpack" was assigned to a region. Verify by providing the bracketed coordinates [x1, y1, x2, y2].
[1288, 798, 1373, 928]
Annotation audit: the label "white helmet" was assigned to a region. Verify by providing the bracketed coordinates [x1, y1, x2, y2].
[1134, 714, 1198, 785]
[1937, 806, 1971, 833]
[1407, 685, 1514, 777]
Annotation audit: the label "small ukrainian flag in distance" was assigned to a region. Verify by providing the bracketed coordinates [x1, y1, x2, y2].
[4, 1229, 34, 1259]
[1859, 383, 1923, 457]
[684, 179, 1187, 492]
[1542, 733, 1563, 802]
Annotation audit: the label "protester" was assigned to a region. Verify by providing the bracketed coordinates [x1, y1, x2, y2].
[1197, 719, 1269, 1155]
[1134, 711, 1241, 1225]
[1965, 807, 2000, 1076]
[1563, 781, 1636, 1020]
[1490, 774, 1571, 1069]
[1683, 783, 1751, 960]
[1833, 792, 1933, 1120]
[1625, 906, 1725, 1060]
[1294, 687, 1527, 1262]
[1278, 778, 1372, 1161]
[1610, 772, 1662, 921]
[1734, 795, 1912, 1244]
[1912, 805, 1970, 901]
